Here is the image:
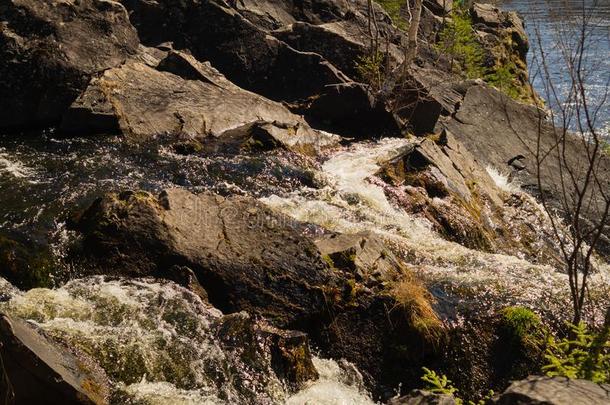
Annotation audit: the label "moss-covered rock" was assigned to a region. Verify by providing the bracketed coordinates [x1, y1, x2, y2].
[0, 235, 55, 290]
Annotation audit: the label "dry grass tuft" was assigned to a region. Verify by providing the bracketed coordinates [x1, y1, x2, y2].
[390, 276, 444, 343]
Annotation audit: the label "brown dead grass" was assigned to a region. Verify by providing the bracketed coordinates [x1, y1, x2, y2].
[390, 276, 444, 343]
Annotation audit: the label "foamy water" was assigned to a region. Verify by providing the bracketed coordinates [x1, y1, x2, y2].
[262, 138, 610, 323]
[0, 149, 36, 181]
[0, 276, 375, 405]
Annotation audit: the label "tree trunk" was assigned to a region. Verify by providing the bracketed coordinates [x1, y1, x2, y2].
[404, 0, 423, 69]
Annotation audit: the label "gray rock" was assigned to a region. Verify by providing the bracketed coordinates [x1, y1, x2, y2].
[493, 376, 610, 405]
[442, 84, 610, 255]
[389, 389, 457, 405]
[0, 314, 111, 404]
[315, 231, 407, 285]
[0, 0, 139, 131]
[74, 189, 334, 328]
[61, 51, 338, 153]
[118, 0, 351, 103]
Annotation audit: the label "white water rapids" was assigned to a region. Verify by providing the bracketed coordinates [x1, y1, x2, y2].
[0, 276, 376, 405]
[1, 137, 609, 404]
[263, 138, 610, 322]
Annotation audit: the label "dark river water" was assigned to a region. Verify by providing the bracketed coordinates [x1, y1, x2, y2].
[499, 0, 610, 138]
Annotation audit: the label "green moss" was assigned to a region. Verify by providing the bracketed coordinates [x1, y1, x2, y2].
[500, 306, 543, 344]
[321, 254, 336, 270]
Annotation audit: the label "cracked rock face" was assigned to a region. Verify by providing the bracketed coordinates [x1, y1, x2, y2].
[73, 188, 334, 328]
[0, 0, 139, 130]
[61, 50, 337, 153]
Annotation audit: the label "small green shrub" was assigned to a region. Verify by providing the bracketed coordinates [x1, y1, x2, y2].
[543, 322, 610, 383]
[355, 52, 384, 89]
[422, 367, 459, 396]
[486, 62, 521, 100]
[437, 10, 485, 79]
[421, 368, 493, 405]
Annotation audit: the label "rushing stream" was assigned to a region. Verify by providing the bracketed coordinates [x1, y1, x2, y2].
[1, 2, 609, 404]
[1, 133, 609, 402]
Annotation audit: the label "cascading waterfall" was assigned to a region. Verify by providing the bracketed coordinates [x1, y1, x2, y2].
[0, 276, 376, 405]
[262, 139, 610, 323]
[1, 135, 609, 403]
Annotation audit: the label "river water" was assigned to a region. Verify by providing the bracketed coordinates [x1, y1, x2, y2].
[1, 2, 609, 403]
[498, 0, 610, 138]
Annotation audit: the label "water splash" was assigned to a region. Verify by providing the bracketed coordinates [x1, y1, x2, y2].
[262, 138, 610, 323]
[0, 148, 36, 182]
[0, 276, 374, 404]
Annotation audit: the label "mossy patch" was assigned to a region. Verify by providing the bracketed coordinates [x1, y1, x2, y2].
[0, 235, 56, 290]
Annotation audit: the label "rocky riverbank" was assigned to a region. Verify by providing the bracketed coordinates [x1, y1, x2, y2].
[1, 0, 609, 404]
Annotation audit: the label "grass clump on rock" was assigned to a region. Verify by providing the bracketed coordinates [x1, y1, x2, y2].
[390, 277, 443, 342]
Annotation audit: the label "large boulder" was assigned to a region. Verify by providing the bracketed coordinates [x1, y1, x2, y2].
[118, 0, 350, 103]
[73, 188, 333, 328]
[377, 129, 561, 263]
[442, 84, 610, 256]
[0, 0, 139, 131]
[493, 376, 610, 405]
[61, 50, 338, 153]
[71, 190, 443, 396]
[0, 314, 111, 404]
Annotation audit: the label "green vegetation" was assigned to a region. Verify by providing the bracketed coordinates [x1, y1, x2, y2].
[437, 2, 523, 99]
[500, 306, 544, 345]
[486, 62, 521, 99]
[421, 367, 459, 396]
[355, 52, 384, 90]
[437, 8, 485, 79]
[543, 322, 610, 383]
[421, 368, 493, 405]
[375, 0, 408, 29]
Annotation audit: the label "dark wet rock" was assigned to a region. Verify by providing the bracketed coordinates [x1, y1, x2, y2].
[304, 82, 401, 138]
[73, 188, 333, 328]
[389, 389, 457, 405]
[0, 0, 139, 131]
[0, 235, 55, 290]
[118, 0, 350, 103]
[61, 52, 337, 153]
[493, 376, 610, 405]
[215, 312, 319, 391]
[0, 314, 111, 405]
[165, 265, 209, 303]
